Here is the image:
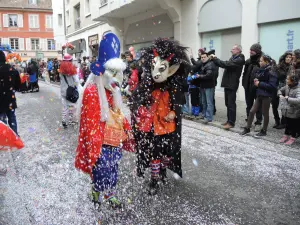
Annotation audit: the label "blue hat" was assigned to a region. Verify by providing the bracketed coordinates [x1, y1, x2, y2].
[90, 33, 121, 76]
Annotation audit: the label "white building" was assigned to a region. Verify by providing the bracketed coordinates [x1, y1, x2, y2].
[89, 0, 300, 100]
[52, 0, 66, 59]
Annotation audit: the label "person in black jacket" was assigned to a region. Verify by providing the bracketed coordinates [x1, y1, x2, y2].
[0, 50, 21, 135]
[273, 51, 292, 129]
[241, 55, 277, 137]
[195, 52, 215, 123]
[211, 45, 245, 129]
[242, 43, 263, 131]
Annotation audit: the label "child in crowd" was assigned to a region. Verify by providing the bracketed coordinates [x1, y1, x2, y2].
[187, 74, 200, 117]
[278, 74, 300, 145]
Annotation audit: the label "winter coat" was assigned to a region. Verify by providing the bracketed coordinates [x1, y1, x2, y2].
[194, 60, 215, 89]
[47, 61, 53, 71]
[278, 85, 300, 119]
[242, 54, 261, 90]
[0, 63, 21, 113]
[253, 65, 277, 97]
[60, 73, 80, 99]
[213, 54, 245, 90]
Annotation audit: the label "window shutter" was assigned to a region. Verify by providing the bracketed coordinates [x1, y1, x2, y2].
[56, 42, 61, 50]
[19, 38, 25, 50]
[40, 38, 47, 51]
[18, 14, 23, 27]
[0, 13, 2, 27]
[3, 14, 8, 27]
[26, 38, 31, 50]
[2, 38, 9, 44]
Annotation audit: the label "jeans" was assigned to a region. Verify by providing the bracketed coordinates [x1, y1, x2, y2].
[200, 88, 215, 121]
[224, 88, 237, 126]
[182, 92, 191, 114]
[245, 89, 262, 125]
[0, 109, 18, 135]
[246, 96, 272, 131]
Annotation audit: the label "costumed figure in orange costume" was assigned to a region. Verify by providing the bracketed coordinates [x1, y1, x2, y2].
[131, 38, 190, 195]
[75, 33, 133, 209]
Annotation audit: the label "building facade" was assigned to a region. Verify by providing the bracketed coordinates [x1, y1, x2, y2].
[0, 0, 57, 61]
[89, 0, 300, 100]
[63, 0, 114, 60]
[52, 0, 66, 60]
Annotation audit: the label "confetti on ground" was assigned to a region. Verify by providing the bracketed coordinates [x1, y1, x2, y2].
[28, 127, 35, 133]
[192, 159, 198, 167]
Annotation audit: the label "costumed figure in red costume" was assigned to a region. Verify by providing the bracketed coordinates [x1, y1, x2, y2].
[131, 38, 190, 195]
[75, 33, 132, 209]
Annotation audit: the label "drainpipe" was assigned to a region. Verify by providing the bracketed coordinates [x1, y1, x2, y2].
[62, 0, 66, 57]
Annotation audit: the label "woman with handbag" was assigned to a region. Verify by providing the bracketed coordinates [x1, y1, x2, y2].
[59, 54, 81, 128]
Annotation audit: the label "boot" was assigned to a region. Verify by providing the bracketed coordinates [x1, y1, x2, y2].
[148, 179, 159, 195]
[62, 121, 68, 129]
[273, 120, 280, 128]
[90, 190, 102, 211]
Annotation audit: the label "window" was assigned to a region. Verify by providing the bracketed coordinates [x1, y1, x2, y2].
[9, 14, 18, 27]
[47, 39, 55, 50]
[31, 39, 39, 50]
[58, 14, 63, 26]
[66, 10, 70, 26]
[85, 0, 90, 14]
[74, 4, 81, 30]
[46, 15, 53, 29]
[28, 0, 37, 4]
[100, 0, 108, 6]
[29, 14, 39, 28]
[10, 38, 19, 50]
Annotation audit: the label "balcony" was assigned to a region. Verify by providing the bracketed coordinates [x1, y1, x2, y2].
[91, 0, 159, 21]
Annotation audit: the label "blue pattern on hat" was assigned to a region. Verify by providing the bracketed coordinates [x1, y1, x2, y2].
[90, 33, 121, 76]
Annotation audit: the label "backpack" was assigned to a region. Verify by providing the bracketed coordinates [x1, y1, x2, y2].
[62, 75, 79, 103]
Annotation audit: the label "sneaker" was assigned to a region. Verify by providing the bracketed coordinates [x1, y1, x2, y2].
[240, 128, 250, 136]
[224, 123, 234, 130]
[276, 124, 286, 130]
[0, 168, 7, 176]
[285, 137, 296, 145]
[203, 118, 212, 124]
[279, 135, 289, 143]
[254, 129, 267, 138]
[254, 124, 262, 132]
[62, 122, 68, 129]
[221, 122, 228, 126]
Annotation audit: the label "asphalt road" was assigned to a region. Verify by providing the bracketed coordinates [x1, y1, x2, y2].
[1, 82, 300, 225]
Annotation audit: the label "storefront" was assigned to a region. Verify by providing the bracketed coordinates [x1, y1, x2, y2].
[258, 0, 300, 61]
[199, 0, 242, 91]
[88, 34, 99, 57]
[125, 13, 174, 58]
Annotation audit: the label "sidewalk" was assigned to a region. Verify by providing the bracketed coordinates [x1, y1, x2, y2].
[185, 96, 300, 148]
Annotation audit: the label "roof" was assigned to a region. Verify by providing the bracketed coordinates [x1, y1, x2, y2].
[0, 0, 52, 10]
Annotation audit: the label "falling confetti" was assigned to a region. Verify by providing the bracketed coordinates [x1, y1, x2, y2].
[192, 159, 198, 167]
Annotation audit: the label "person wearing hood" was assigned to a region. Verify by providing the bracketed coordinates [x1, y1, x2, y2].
[0, 50, 21, 135]
[273, 51, 293, 129]
[242, 43, 263, 131]
[278, 73, 300, 145]
[211, 45, 245, 130]
[59, 54, 81, 128]
[241, 55, 277, 137]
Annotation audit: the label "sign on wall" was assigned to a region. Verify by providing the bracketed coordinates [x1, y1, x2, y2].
[259, 20, 300, 62]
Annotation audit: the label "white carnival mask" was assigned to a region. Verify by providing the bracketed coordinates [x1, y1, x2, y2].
[151, 51, 180, 83]
[102, 58, 126, 92]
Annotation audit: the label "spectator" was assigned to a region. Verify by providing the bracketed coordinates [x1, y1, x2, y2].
[211, 45, 245, 129]
[81, 63, 90, 84]
[241, 55, 277, 137]
[53, 58, 60, 82]
[0, 50, 21, 135]
[196, 52, 216, 123]
[187, 73, 201, 117]
[191, 48, 206, 66]
[92, 56, 97, 63]
[207, 49, 219, 115]
[291, 49, 300, 75]
[47, 59, 53, 81]
[278, 73, 300, 145]
[242, 43, 263, 131]
[273, 51, 293, 129]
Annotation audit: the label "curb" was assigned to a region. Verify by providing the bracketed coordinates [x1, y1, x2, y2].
[182, 115, 282, 144]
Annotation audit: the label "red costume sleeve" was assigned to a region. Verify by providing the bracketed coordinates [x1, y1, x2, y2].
[128, 69, 139, 91]
[75, 85, 104, 175]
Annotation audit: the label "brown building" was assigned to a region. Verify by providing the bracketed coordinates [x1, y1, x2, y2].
[0, 0, 59, 61]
